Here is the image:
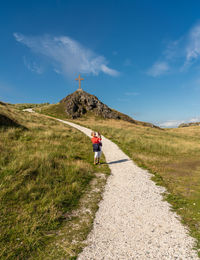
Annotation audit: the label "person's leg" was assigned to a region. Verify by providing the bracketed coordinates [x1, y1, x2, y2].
[94, 152, 98, 164]
[97, 151, 101, 164]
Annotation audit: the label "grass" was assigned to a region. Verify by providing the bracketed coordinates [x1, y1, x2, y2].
[36, 103, 68, 119]
[0, 104, 110, 259]
[68, 117, 200, 256]
[27, 103, 200, 256]
[11, 103, 50, 110]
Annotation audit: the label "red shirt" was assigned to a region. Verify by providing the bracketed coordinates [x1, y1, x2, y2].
[91, 136, 100, 144]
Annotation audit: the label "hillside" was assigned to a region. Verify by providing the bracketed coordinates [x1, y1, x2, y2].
[36, 90, 159, 128]
[179, 122, 200, 127]
[72, 117, 200, 256]
[0, 102, 109, 259]
[2, 100, 200, 257]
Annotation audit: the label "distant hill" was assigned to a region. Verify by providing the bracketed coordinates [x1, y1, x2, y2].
[179, 122, 200, 128]
[37, 90, 159, 128]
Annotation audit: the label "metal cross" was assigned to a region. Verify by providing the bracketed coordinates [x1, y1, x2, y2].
[75, 74, 84, 90]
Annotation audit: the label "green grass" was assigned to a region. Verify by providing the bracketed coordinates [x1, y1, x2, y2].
[11, 103, 50, 110]
[35, 103, 69, 119]
[69, 118, 200, 256]
[0, 104, 109, 259]
[27, 103, 200, 256]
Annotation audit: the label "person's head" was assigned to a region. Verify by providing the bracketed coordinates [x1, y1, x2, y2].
[97, 132, 101, 137]
[91, 131, 96, 137]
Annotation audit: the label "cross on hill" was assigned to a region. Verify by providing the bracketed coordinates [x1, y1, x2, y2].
[75, 74, 84, 90]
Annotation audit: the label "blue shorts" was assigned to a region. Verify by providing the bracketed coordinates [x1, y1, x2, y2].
[93, 143, 100, 152]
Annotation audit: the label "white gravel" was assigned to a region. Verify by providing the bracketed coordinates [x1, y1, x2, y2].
[23, 108, 35, 113]
[58, 119, 199, 259]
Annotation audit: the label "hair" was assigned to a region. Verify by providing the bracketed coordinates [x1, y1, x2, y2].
[91, 131, 96, 137]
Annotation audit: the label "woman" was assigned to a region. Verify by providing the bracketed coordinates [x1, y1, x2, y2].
[91, 132, 102, 165]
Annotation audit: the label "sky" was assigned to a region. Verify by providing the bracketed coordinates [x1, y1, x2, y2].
[2, 0, 200, 127]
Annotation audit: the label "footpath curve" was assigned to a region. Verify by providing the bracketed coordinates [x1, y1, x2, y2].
[55, 118, 198, 260]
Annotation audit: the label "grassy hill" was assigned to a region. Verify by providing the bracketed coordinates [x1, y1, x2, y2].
[35, 91, 159, 128]
[2, 99, 200, 257]
[0, 103, 110, 259]
[73, 117, 200, 255]
[36, 100, 200, 256]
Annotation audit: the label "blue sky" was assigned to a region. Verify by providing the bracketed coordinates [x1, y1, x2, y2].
[2, 0, 200, 127]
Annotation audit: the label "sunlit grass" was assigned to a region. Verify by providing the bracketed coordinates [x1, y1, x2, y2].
[70, 117, 200, 254]
[34, 103, 200, 255]
[0, 104, 109, 259]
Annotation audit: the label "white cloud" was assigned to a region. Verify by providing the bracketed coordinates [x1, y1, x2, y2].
[101, 64, 119, 76]
[147, 22, 200, 77]
[188, 117, 200, 122]
[184, 23, 200, 68]
[159, 120, 184, 128]
[163, 39, 183, 61]
[147, 61, 169, 77]
[54, 68, 61, 74]
[14, 33, 119, 77]
[159, 116, 200, 128]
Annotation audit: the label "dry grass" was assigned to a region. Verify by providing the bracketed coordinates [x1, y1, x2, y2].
[33, 103, 200, 255]
[0, 104, 110, 259]
[71, 117, 200, 254]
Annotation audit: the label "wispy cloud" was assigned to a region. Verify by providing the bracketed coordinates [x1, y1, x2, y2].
[147, 22, 200, 77]
[147, 61, 169, 77]
[159, 120, 184, 128]
[159, 116, 200, 128]
[188, 117, 200, 122]
[101, 64, 119, 76]
[23, 57, 44, 74]
[14, 33, 119, 77]
[184, 23, 200, 68]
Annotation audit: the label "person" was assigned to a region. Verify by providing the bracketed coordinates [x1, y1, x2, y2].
[97, 132, 102, 157]
[91, 131, 102, 165]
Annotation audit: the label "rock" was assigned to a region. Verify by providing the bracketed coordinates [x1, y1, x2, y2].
[60, 90, 159, 128]
[178, 122, 200, 128]
[60, 90, 120, 120]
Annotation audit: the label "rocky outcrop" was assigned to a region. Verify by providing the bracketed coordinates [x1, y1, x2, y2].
[60, 90, 121, 120]
[178, 122, 200, 128]
[60, 90, 159, 128]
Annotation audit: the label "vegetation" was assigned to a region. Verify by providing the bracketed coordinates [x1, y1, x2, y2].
[36, 103, 68, 119]
[0, 104, 109, 259]
[36, 100, 158, 128]
[75, 117, 200, 254]
[3, 99, 200, 257]
[11, 102, 50, 110]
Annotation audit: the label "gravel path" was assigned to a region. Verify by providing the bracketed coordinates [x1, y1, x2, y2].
[24, 108, 198, 260]
[56, 119, 199, 260]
